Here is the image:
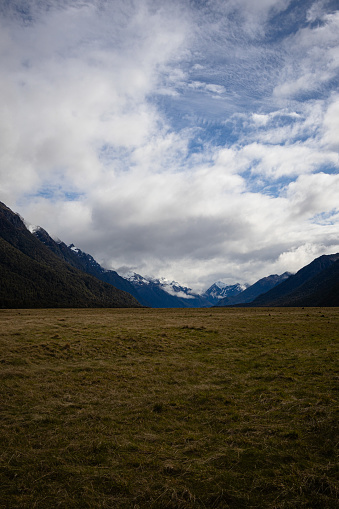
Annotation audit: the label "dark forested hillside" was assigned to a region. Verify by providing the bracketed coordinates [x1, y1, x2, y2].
[249, 254, 339, 307]
[0, 202, 142, 308]
[33, 227, 148, 305]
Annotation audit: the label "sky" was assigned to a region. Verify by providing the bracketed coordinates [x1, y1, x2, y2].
[1, 0, 339, 292]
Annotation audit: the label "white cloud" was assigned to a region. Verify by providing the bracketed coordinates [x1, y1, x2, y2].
[188, 81, 226, 95]
[275, 239, 339, 275]
[1, 0, 339, 292]
[274, 10, 339, 99]
[321, 94, 339, 150]
[252, 113, 270, 126]
[306, 1, 326, 23]
[285, 172, 339, 219]
[242, 142, 339, 179]
[0, 0, 189, 198]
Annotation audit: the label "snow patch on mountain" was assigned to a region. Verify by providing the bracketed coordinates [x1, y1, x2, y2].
[143, 276, 197, 299]
[158, 281, 196, 299]
[118, 271, 200, 301]
[24, 221, 40, 234]
[214, 281, 228, 289]
[203, 282, 249, 305]
[69, 244, 80, 253]
[67, 244, 103, 269]
[25, 222, 63, 243]
[120, 271, 151, 285]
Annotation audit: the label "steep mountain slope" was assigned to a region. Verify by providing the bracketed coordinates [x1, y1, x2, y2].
[216, 273, 291, 306]
[250, 254, 339, 307]
[0, 202, 142, 308]
[32, 227, 148, 306]
[281, 258, 339, 306]
[203, 282, 247, 306]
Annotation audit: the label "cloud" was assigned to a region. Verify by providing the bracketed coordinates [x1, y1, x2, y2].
[276, 243, 331, 273]
[322, 94, 339, 149]
[1, 0, 339, 292]
[286, 172, 339, 219]
[188, 81, 226, 96]
[0, 0, 189, 196]
[242, 142, 338, 179]
[273, 9, 339, 99]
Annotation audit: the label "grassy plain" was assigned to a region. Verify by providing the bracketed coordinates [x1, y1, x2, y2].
[0, 307, 338, 508]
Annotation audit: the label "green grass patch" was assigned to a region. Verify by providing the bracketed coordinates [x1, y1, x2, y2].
[1, 307, 338, 508]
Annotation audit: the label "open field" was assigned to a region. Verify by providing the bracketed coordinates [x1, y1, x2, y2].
[1, 307, 338, 508]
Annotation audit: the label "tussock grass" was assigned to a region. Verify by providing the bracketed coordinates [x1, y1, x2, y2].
[1, 307, 338, 508]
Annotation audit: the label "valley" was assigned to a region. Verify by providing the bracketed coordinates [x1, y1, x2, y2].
[1, 307, 338, 508]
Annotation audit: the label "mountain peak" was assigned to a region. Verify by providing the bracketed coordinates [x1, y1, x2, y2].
[203, 282, 247, 305]
[214, 281, 227, 289]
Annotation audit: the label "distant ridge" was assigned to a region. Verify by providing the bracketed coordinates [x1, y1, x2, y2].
[121, 272, 212, 308]
[0, 202, 142, 308]
[216, 273, 291, 307]
[249, 254, 339, 307]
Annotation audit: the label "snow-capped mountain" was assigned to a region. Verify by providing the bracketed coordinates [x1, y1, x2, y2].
[119, 272, 212, 308]
[203, 281, 248, 305]
[151, 276, 199, 300]
[4, 200, 339, 309]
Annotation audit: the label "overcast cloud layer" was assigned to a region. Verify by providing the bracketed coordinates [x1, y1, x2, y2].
[1, 0, 339, 291]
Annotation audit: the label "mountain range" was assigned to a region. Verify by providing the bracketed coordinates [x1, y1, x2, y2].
[215, 273, 292, 306]
[1, 201, 338, 308]
[32, 228, 211, 308]
[0, 202, 141, 308]
[119, 271, 212, 308]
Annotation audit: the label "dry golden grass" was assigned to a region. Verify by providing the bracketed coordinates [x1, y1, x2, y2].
[1, 307, 338, 508]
